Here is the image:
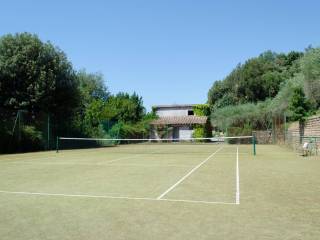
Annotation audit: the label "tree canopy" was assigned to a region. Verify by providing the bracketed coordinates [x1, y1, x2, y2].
[208, 48, 320, 133]
[0, 33, 152, 152]
[208, 51, 303, 109]
[0, 33, 79, 116]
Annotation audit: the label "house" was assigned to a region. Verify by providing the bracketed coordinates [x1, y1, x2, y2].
[150, 104, 208, 139]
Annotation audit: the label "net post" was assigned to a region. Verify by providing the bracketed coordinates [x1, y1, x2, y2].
[253, 135, 256, 156]
[56, 136, 59, 153]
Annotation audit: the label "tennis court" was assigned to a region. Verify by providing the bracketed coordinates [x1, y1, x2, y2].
[1, 142, 320, 239]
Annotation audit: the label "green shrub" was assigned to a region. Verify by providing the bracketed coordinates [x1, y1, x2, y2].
[192, 125, 205, 139]
[192, 122, 212, 140]
[16, 126, 44, 152]
[193, 104, 210, 116]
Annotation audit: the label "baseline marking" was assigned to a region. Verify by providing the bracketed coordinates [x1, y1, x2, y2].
[236, 147, 240, 205]
[0, 190, 235, 205]
[156, 146, 223, 200]
[0, 162, 192, 168]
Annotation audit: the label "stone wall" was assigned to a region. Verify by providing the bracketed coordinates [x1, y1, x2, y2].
[287, 115, 320, 151]
[253, 130, 272, 144]
[288, 116, 320, 137]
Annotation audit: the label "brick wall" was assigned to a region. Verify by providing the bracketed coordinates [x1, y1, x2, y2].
[253, 130, 272, 144]
[288, 116, 320, 137]
[287, 115, 320, 151]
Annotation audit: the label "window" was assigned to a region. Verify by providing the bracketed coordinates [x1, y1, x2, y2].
[188, 110, 194, 116]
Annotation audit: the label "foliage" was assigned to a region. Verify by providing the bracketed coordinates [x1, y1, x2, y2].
[208, 48, 320, 134]
[193, 104, 210, 116]
[0, 33, 80, 152]
[108, 117, 155, 139]
[192, 125, 205, 138]
[20, 126, 44, 150]
[82, 99, 107, 137]
[77, 70, 109, 104]
[300, 48, 320, 108]
[267, 74, 304, 115]
[211, 100, 273, 131]
[211, 74, 313, 131]
[192, 122, 212, 139]
[154, 125, 171, 139]
[104, 92, 145, 123]
[79, 91, 153, 139]
[208, 51, 303, 108]
[288, 87, 313, 122]
[70, 70, 111, 137]
[0, 33, 79, 117]
[0, 32, 152, 152]
[192, 104, 212, 138]
[210, 71, 315, 132]
[226, 125, 252, 137]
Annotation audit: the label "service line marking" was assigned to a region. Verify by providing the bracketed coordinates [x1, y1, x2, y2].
[156, 146, 223, 200]
[0, 161, 192, 168]
[0, 190, 235, 205]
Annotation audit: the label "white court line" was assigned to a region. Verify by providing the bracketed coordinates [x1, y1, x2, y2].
[0, 155, 58, 162]
[104, 155, 139, 164]
[0, 150, 155, 165]
[0, 190, 235, 205]
[104, 148, 166, 164]
[0, 155, 132, 165]
[156, 146, 223, 200]
[0, 151, 102, 162]
[0, 144, 191, 168]
[236, 147, 240, 205]
[0, 161, 192, 168]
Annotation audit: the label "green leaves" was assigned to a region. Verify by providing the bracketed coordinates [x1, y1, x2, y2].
[289, 87, 313, 122]
[0, 32, 153, 151]
[207, 50, 303, 108]
[300, 48, 320, 108]
[0, 33, 79, 116]
[104, 92, 145, 123]
[193, 104, 210, 116]
[207, 48, 320, 132]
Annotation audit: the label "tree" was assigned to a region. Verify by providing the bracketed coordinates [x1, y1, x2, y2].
[77, 70, 109, 104]
[207, 50, 303, 109]
[0, 33, 79, 116]
[104, 92, 145, 123]
[0, 33, 80, 151]
[73, 70, 110, 136]
[288, 87, 313, 123]
[82, 99, 106, 137]
[288, 87, 314, 143]
[301, 48, 320, 108]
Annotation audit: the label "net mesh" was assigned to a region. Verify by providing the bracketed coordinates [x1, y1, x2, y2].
[57, 136, 255, 155]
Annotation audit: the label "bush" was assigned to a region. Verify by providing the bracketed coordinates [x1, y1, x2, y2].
[301, 48, 320, 108]
[193, 104, 210, 116]
[192, 125, 205, 138]
[9, 126, 44, 152]
[192, 122, 212, 140]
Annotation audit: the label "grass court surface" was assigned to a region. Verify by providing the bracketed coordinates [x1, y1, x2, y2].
[0, 144, 319, 239]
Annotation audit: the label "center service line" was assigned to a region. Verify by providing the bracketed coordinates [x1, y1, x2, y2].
[157, 146, 223, 200]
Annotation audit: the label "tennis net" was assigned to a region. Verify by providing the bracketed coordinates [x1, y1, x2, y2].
[56, 136, 256, 155]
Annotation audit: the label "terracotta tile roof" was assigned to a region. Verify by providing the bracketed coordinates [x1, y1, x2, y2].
[151, 116, 207, 125]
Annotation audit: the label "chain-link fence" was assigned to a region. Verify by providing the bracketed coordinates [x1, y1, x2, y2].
[0, 109, 55, 153]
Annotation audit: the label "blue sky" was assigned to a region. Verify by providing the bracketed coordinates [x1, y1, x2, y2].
[1, 1, 320, 110]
